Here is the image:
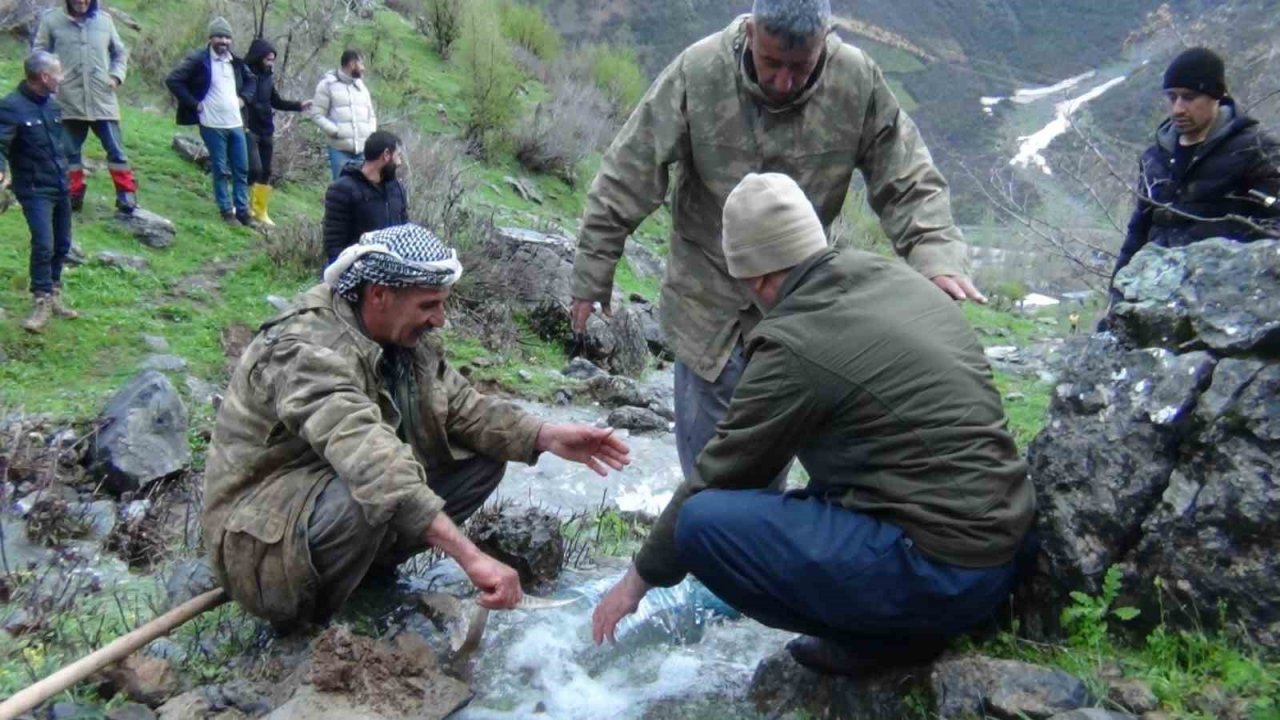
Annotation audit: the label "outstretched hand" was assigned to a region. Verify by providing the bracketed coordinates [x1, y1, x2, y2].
[931, 275, 988, 304]
[592, 564, 651, 644]
[536, 423, 631, 476]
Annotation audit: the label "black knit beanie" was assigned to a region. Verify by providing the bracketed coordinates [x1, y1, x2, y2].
[1163, 47, 1226, 99]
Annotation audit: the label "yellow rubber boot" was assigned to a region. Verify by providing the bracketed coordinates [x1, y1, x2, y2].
[257, 184, 277, 228]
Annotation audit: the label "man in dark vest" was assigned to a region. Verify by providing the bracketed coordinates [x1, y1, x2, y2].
[1112, 47, 1280, 290]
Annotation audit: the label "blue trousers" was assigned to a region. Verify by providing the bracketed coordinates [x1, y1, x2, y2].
[19, 193, 73, 295]
[199, 125, 249, 214]
[64, 119, 129, 166]
[674, 343, 788, 489]
[327, 147, 361, 181]
[674, 489, 1019, 651]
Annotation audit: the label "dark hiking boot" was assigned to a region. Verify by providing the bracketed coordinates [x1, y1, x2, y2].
[785, 634, 947, 677]
[116, 191, 137, 214]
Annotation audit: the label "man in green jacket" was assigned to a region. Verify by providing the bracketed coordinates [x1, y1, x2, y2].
[570, 0, 983, 486]
[34, 0, 137, 213]
[204, 224, 631, 628]
[591, 174, 1033, 676]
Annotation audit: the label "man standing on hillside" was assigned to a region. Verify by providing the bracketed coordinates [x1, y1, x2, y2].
[243, 37, 312, 227]
[204, 224, 630, 628]
[0, 51, 81, 332]
[569, 0, 983, 483]
[165, 17, 256, 226]
[34, 0, 138, 214]
[1111, 47, 1280, 291]
[321, 130, 408, 265]
[592, 173, 1033, 676]
[310, 49, 377, 181]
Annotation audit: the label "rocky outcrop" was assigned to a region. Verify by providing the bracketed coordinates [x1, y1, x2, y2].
[467, 506, 564, 589]
[932, 655, 1093, 719]
[1022, 239, 1280, 648]
[88, 371, 191, 497]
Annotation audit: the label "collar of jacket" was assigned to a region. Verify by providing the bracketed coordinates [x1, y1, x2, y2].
[1155, 97, 1256, 156]
[266, 283, 388, 367]
[334, 69, 362, 88]
[729, 14, 837, 114]
[774, 248, 838, 304]
[18, 81, 50, 105]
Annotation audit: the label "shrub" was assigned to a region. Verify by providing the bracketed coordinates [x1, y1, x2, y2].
[263, 217, 326, 277]
[582, 43, 648, 116]
[454, 0, 522, 154]
[497, 1, 561, 62]
[399, 130, 474, 242]
[512, 76, 614, 186]
[419, 0, 466, 59]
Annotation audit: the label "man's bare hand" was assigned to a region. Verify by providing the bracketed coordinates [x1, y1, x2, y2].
[591, 564, 650, 644]
[931, 275, 988, 304]
[570, 297, 610, 334]
[536, 423, 631, 476]
[463, 553, 523, 609]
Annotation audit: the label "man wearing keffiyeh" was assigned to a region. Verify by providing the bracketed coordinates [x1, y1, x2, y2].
[202, 224, 631, 628]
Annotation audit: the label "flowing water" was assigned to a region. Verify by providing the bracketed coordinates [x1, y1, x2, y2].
[410, 369, 796, 719]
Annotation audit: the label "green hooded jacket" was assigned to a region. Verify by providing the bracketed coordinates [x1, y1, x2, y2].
[34, 1, 128, 122]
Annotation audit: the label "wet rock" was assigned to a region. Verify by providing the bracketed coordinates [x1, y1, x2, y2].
[747, 649, 929, 719]
[562, 357, 607, 381]
[607, 406, 669, 434]
[165, 558, 220, 609]
[584, 375, 662, 410]
[140, 355, 188, 373]
[155, 691, 210, 720]
[89, 371, 191, 497]
[171, 135, 209, 169]
[99, 655, 180, 707]
[1107, 679, 1159, 714]
[106, 703, 159, 720]
[96, 250, 151, 271]
[266, 626, 470, 720]
[117, 208, 177, 250]
[1112, 239, 1280, 357]
[932, 654, 1093, 719]
[468, 507, 564, 589]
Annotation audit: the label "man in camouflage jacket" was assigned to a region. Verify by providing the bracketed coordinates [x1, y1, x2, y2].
[203, 225, 630, 628]
[570, 0, 982, 481]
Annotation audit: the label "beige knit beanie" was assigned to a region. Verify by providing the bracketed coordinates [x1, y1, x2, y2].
[722, 173, 827, 279]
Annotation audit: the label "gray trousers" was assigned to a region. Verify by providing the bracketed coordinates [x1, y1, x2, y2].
[306, 456, 505, 621]
[674, 342, 789, 488]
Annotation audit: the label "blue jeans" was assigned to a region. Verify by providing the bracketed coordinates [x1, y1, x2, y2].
[327, 147, 361, 181]
[199, 125, 249, 214]
[674, 489, 1020, 652]
[63, 119, 129, 166]
[19, 193, 73, 295]
[675, 343, 788, 489]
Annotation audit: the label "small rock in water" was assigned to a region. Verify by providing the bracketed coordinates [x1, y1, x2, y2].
[608, 406, 669, 434]
[562, 357, 607, 381]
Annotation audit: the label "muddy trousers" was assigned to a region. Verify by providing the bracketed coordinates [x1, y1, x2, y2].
[306, 456, 506, 621]
[674, 489, 1020, 656]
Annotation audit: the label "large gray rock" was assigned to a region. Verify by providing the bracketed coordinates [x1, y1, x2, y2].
[467, 507, 563, 589]
[171, 135, 209, 169]
[1112, 239, 1280, 357]
[607, 406, 669, 434]
[932, 655, 1093, 719]
[117, 208, 177, 249]
[1023, 239, 1280, 648]
[747, 650, 929, 719]
[89, 371, 191, 496]
[476, 227, 648, 377]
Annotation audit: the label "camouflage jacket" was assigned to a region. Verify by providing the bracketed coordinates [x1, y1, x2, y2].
[202, 284, 543, 621]
[572, 16, 970, 381]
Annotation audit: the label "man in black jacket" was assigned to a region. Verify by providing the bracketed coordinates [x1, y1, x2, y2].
[0, 51, 81, 333]
[243, 37, 311, 228]
[1112, 48, 1280, 291]
[165, 17, 256, 226]
[322, 130, 408, 265]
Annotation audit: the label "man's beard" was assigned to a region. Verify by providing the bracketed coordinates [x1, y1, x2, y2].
[380, 164, 398, 183]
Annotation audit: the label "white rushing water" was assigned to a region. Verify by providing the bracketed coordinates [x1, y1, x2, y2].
[1010, 74, 1128, 175]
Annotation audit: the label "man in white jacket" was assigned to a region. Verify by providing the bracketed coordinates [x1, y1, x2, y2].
[310, 49, 377, 180]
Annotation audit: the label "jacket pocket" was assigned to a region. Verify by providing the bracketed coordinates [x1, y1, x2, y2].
[220, 503, 301, 623]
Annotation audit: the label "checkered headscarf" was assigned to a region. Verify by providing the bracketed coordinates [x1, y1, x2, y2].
[324, 224, 463, 301]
